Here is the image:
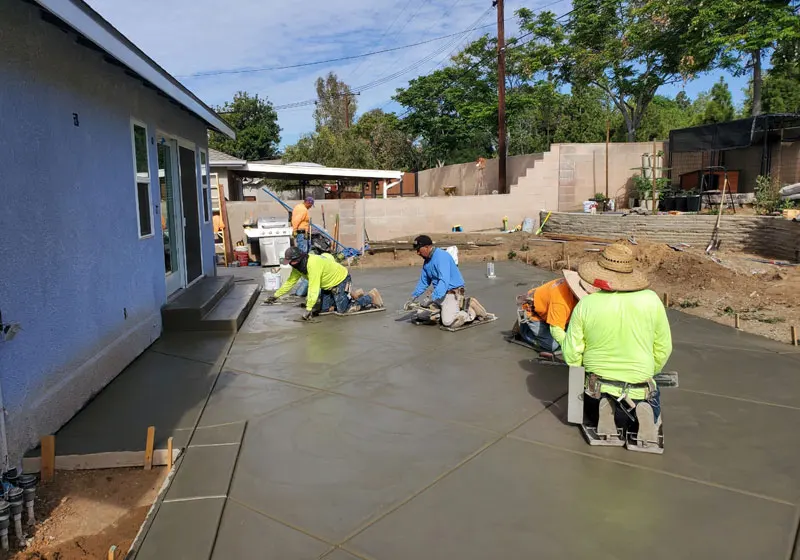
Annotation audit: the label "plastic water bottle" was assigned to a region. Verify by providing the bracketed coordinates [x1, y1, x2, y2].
[486, 262, 496, 278]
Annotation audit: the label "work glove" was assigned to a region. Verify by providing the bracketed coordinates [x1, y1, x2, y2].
[419, 294, 433, 309]
[403, 297, 418, 311]
[265, 296, 278, 305]
[300, 310, 313, 321]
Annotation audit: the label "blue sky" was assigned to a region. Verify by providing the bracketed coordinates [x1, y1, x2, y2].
[87, 0, 750, 149]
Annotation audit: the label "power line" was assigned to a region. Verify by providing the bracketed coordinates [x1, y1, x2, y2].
[181, 21, 503, 79]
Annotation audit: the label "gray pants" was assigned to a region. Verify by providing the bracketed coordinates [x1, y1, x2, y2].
[440, 292, 475, 328]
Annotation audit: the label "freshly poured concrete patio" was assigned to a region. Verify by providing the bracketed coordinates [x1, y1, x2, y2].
[54, 263, 800, 559]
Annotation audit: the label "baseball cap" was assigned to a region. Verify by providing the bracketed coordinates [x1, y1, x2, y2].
[305, 196, 315, 206]
[412, 235, 433, 250]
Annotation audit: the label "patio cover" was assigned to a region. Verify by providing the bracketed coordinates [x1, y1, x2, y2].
[669, 113, 800, 153]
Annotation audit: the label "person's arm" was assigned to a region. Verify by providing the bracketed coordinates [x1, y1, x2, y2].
[652, 299, 673, 372]
[562, 302, 586, 366]
[274, 269, 301, 298]
[411, 264, 431, 298]
[550, 325, 567, 346]
[305, 260, 323, 311]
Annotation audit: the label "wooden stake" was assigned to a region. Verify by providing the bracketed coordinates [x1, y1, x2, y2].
[40, 435, 55, 483]
[525, 251, 529, 265]
[651, 139, 657, 213]
[167, 437, 174, 470]
[393, 248, 397, 260]
[663, 293, 670, 307]
[566, 254, 570, 270]
[734, 314, 740, 329]
[605, 120, 610, 200]
[550, 259, 554, 270]
[144, 426, 155, 471]
[792, 326, 797, 346]
[108, 545, 118, 560]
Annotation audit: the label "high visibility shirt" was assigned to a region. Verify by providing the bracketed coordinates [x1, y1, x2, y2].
[291, 203, 310, 233]
[522, 278, 577, 345]
[411, 247, 465, 302]
[562, 289, 672, 400]
[274, 254, 348, 311]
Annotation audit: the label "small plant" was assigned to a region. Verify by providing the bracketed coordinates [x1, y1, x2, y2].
[757, 316, 785, 324]
[507, 250, 517, 260]
[520, 244, 530, 252]
[722, 306, 736, 315]
[754, 175, 782, 215]
[679, 299, 700, 309]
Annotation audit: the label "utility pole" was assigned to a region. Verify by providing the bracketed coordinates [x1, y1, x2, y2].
[344, 93, 350, 130]
[495, 0, 507, 194]
[605, 120, 610, 200]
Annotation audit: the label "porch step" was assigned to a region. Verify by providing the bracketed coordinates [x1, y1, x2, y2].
[162, 276, 258, 332]
[199, 283, 260, 331]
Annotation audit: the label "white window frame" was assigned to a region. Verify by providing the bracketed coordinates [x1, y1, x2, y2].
[131, 119, 154, 239]
[200, 149, 210, 223]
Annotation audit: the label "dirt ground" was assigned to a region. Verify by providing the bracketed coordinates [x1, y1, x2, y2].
[1, 467, 167, 560]
[363, 232, 800, 345]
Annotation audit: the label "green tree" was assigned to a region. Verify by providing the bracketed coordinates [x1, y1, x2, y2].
[313, 72, 357, 134]
[678, 0, 800, 116]
[701, 77, 736, 124]
[209, 92, 280, 160]
[636, 95, 696, 140]
[763, 39, 800, 113]
[517, 1, 711, 141]
[352, 109, 417, 170]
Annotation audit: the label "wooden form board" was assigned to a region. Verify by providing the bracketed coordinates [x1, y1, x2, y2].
[22, 449, 181, 472]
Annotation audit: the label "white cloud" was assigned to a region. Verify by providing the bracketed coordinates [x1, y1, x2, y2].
[85, 0, 569, 147]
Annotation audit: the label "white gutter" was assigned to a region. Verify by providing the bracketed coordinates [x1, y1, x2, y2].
[382, 179, 401, 199]
[245, 162, 403, 180]
[34, 0, 236, 139]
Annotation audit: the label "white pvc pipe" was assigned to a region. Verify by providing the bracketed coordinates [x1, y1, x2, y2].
[382, 179, 401, 199]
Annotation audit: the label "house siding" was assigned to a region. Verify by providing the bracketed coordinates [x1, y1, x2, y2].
[0, 0, 215, 463]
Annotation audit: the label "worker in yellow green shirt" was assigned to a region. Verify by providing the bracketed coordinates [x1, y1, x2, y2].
[562, 243, 672, 452]
[266, 247, 383, 320]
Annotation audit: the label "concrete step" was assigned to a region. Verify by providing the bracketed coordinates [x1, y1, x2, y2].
[162, 276, 234, 331]
[198, 283, 261, 332]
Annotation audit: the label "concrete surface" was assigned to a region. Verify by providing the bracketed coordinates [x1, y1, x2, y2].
[54, 263, 800, 559]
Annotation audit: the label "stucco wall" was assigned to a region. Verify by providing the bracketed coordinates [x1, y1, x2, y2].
[416, 153, 544, 197]
[540, 211, 800, 261]
[0, 0, 213, 463]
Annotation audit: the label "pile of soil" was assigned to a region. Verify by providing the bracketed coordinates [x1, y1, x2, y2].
[1, 467, 166, 560]
[362, 232, 799, 344]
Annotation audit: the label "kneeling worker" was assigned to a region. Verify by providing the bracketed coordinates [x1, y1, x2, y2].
[405, 235, 490, 328]
[267, 247, 382, 320]
[514, 269, 591, 353]
[562, 243, 672, 452]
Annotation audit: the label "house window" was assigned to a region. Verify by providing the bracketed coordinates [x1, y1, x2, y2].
[131, 121, 153, 237]
[200, 149, 210, 222]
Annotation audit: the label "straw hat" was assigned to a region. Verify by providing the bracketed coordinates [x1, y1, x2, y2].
[577, 243, 649, 292]
[562, 269, 594, 300]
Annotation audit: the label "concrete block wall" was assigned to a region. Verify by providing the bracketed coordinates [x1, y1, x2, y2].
[540, 211, 800, 261]
[416, 153, 543, 197]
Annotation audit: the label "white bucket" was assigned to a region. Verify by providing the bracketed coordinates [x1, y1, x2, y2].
[263, 271, 282, 291]
[522, 217, 534, 233]
[445, 246, 459, 266]
[582, 200, 597, 213]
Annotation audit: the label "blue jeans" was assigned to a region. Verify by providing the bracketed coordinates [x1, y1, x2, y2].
[295, 233, 310, 253]
[319, 275, 372, 313]
[519, 320, 560, 352]
[294, 278, 309, 296]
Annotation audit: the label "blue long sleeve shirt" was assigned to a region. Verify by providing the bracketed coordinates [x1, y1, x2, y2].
[412, 247, 465, 302]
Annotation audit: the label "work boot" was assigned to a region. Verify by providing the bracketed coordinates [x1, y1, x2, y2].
[367, 288, 384, 308]
[468, 298, 489, 319]
[633, 402, 660, 445]
[449, 314, 468, 329]
[597, 397, 618, 437]
[347, 304, 362, 313]
[351, 288, 365, 300]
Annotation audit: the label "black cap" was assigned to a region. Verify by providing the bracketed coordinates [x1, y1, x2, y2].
[284, 246, 304, 262]
[412, 235, 433, 250]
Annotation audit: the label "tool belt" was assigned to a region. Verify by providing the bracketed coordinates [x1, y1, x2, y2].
[585, 373, 657, 400]
[295, 229, 307, 235]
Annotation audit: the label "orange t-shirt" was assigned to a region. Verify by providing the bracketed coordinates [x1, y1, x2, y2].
[522, 278, 577, 330]
[291, 203, 310, 233]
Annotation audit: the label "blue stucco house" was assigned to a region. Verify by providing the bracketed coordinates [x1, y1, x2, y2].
[0, 0, 236, 464]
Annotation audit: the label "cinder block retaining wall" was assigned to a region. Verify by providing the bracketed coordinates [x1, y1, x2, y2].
[540, 211, 800, 261]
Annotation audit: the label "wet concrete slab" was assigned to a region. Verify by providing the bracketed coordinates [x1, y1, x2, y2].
[348, 438, 795, 560]
[165, 444, 240, 501]
[228, 393, 494, 542]
[211, 499, 330, 560]
[198, 369, 317, 426]
[136, 497, 225, 560]
[190, 422, 246, 447]
[336, 352, 564, 433]
[322, 549, 363, 560]
[150, 331, 234, 364]
[511, 390, 800, 503]
[48, 350, 218, 454]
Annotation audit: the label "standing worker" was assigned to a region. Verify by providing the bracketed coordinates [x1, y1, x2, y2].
[267, 247, 383, 320]
[562, 243, 672, 452]
[292, 196, 314, 253]
[405, 235, 491, 329]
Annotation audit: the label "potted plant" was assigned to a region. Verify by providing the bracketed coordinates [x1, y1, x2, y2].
[659, 186, 676, 211]
[686, 189, 701, 212]
[592, 192, 609, 212]
[633, 174, 655, 209]
[674, 189, 688, 212]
